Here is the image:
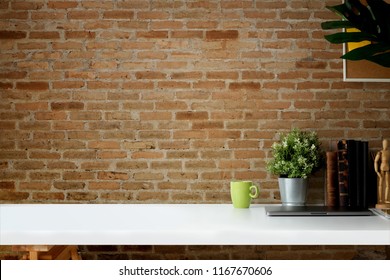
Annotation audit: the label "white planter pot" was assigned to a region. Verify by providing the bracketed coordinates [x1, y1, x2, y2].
[278, 178, 308, 206]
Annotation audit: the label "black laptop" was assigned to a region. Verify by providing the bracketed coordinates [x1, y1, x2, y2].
[265, 205, 373, 216]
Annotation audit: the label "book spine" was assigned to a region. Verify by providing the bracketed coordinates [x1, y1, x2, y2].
[337, 140, 349, 207]
[361, 141, 369, 208]
[347, 140, 357, 208]
[326, 151, 339, 206]
[355, 141, 363, 208]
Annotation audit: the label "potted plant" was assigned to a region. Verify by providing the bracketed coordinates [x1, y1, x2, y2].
[266, 128, 323, 206]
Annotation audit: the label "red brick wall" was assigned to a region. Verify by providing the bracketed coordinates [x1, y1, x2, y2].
[1, 0, 389, 259]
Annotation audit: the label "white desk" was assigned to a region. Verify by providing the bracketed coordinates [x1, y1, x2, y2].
[1, 204, 389, 245]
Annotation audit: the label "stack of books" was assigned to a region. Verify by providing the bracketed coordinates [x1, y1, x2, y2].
[326, 140, 377, 208]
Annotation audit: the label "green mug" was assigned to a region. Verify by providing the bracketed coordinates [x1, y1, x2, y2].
[230, 181, 259, 208]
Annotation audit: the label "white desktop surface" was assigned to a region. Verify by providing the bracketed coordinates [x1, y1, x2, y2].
[1, 204, 389, 245]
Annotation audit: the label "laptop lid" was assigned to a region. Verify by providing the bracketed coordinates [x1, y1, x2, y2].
[265, 205, 373, 216]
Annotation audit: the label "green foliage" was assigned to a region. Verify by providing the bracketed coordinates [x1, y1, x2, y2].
[322, 0, 390, 68]
[266, 129, 323, 179]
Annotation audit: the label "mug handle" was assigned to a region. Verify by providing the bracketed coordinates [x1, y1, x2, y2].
[249, 185, 259, 199]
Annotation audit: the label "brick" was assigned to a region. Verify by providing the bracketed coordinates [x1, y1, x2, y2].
[158, 81, 190, 89]
[11, 1, 44, 9]
[151, 161, 182, 170]
[53, 121, 84, 130]
[47, 1, 78, 9]
[185, 160, 216, 169]
[151, 21, 183, 29]
[0, 182, 15, 190]
[155, 101, 188, 110]
[68, 11, 99, 19]
[206, 30, 238, 40]
[66, 192, 98, 201]
[166, 151, 198, 159]
[242, 71, 275, 80]
[201, 171, 232, 180]
[244, 11, 277, 19]
[171, 31, 204, 38]
[100, 192, 132, 201]
[19, 182, 51, 190]
[54, 182, 85, 190]
[51, 102, 84, 110]
[52, 41, 83, 50]
[137, 11, 169, 19]
[14, 161, 45, 170]
[277, 31, 309, 39]
[200, 150, 232, 159]
[0, 191, 29, 201]
[136, 31, 168, 39]
[33, 192, 65, 201]
[206, 71, 239, 79]
[296, 61, 327, 69]
[192, 121, 224, 129]
[16, 60, 48, 70]
[0, 71, 27, 79]
[209, 130, 241, 139]
[98, 151, 127, 159]
[133, 173, 164, 181]
[29, 32, 60, 39]
[88, 141, 120, 149]
[176, 111, 208, 120]
[63, 171, 95, 180]
[256, 2, 287, 9]
[123, 141, 155, 150]
[15, 102, 48, 111]
[103, 10, 134, 19]
[173, 130, 207, 139]
[65, 31, 96, 39]
[52, 81, 85, 89]
[30, 151, 61, 159]
[63, 151, 96, 159]
[139, 112, 172, 121]
[98, 171, 129, 180]
[171, 193, 203, 201]
[81, 162, 110, 170]
[221, 1, 253, 9]
[219, 160, 250, 169]
[168, 172, 198, 180]
[135, 71, 166, 80]
[136, 191, 169, 201]
[234, 150, 266, 159]
[0, 30, 26, 39]
[138, 131, 171, 139]
[159, 141, 190, 150]
[16, 82, 49, 91]
[132, 151, 164, 159]
[32, 11, 65, 20]
[158, 182, 187, 190]
[229, 82, 261, 90]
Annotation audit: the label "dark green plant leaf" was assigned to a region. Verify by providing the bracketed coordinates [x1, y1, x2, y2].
[341, 43, 390, 60]
[367, 0, 390, 42]
[365, 52, 390, 67]
[321, 20, 354, 30]
[324, 32, 377, 44]
[323, 0, 390, 67]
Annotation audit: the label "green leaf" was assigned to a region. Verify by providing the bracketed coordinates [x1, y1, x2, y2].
[321, 20, 354, 30]
[366, 52, 390, 68]
[341, 43, 390, 60]
[324, 32, 377, 44]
